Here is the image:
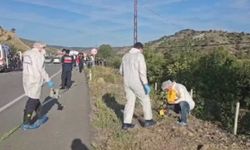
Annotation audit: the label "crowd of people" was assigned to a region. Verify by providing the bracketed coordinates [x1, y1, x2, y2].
[7, 52, 22, 71]
[0, 44, 22, 72]
[21, 41, 195, 131]
[61, 49, 105, 72]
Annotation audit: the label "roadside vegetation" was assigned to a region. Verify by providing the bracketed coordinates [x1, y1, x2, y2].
[143, 30, 250, 133]
[88, 66, 250, 150]
[89, 29, 250, 149]
[88, 67, 135, 149]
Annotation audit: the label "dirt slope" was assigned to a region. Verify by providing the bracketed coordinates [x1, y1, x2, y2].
[89, 66, 250, 150]
[0, 27, 30, 52]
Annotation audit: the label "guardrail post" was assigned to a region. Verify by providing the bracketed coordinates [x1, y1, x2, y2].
[89, 69, 92, 81]
[190, 89, 193, 98]
[154, 82, 157, 91]
[233, 102, 240, 135]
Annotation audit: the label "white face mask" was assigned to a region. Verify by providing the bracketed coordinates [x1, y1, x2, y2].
[41, 48, 46, 55]
[140, 48, 144, 53]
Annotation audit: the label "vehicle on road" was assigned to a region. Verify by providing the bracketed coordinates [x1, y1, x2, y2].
[0, 44, 11, 72]
[0, 44, 22, 72]
[44, 56, 53, 63]
[53, 57, 61, 64]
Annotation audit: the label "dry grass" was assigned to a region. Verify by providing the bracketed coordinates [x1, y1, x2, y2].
[88, 66, 136, 150]
[0, 28, 30, 52]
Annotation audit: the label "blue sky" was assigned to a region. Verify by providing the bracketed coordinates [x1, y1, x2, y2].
[0, 0, 249, 47]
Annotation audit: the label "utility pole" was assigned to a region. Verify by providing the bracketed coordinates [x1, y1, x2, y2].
[134, 0, 138, 44]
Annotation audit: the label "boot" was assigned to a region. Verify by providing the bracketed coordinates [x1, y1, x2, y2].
[23, 111, 32, 125]
[177, 121, 187, 126]
[22, 111, 40, 130]
[143, 119, 156, 127]
[122, 123, 135, 130]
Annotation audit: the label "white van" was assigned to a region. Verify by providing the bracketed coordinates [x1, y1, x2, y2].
[0, 44, 10, 72]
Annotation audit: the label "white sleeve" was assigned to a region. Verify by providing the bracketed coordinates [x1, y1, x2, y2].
[38, 55, 50, 82]
[41, 63, 50, 82]
[138, 54, 148, 85]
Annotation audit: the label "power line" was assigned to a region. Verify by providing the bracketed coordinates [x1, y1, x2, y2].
[143, 7, 170, 26]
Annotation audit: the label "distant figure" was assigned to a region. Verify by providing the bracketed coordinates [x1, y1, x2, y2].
[22, 42, 54, 130]
[161, 80, 195, 126]
[83, 53, 87, 68]
[15, 53, 22, 70]
[77, 52, 84, 73]
[61, 49, 73, 89]
[90, 54, 95, 67]
[119, 42, 156, 130]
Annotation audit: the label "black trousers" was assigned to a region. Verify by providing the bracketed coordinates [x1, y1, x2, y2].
[61, 70, 72, 88]
[79, 63, 83, 73]
[23, 97, 42, 124]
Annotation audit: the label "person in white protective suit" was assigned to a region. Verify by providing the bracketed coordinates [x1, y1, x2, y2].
[119, 42, 156, 130]
[161, 80, 195, 126]
[22, 42, 54, 130]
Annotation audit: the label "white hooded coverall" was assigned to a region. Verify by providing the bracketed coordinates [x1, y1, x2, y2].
[119, 48, 153, 124]
[23, 48, 50, 99]
[174, 83, 195, 110]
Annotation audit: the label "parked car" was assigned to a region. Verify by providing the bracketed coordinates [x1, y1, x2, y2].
[44, 56, 53, 63]
[53, 57, 61, 64]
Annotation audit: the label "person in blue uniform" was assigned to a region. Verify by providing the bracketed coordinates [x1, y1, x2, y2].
[61, 49, 73, 89]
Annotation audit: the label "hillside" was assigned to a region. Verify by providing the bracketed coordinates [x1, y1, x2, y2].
[21, 38, 95, 55]
[0, 27, 29, 52]
[20, 38, 62, 55]
[145, 29, 250, 58]
[89, 67, 250, 150]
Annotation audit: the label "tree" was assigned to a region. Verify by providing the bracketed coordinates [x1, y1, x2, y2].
[144, 47, 166, 84]
[97, 44, 113, 59]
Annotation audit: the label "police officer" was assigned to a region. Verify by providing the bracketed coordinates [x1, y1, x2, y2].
[61, 49, 73, 89]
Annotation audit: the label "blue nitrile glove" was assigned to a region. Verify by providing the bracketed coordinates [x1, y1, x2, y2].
[143, 84, 151, 95]
[47, 80, 54, 88]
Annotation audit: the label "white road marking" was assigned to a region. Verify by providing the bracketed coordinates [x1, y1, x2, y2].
[0, 69, 61, 113]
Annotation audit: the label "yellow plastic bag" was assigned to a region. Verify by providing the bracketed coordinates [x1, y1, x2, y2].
[159, 109, 165, 116]
[166, 89, 177, 104]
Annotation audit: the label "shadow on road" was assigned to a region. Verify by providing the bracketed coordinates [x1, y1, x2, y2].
[71, 138, 89, 150]
[40, 96, 63, 116]
[102, 93, 124, 123]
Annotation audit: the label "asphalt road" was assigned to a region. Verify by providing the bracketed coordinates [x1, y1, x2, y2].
[0, 66, 91, 149]
[0, 64, 61, 141]
[0, 64, 61, 108]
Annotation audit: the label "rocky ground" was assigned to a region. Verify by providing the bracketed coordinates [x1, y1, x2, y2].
[126, 113, 250, 150]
